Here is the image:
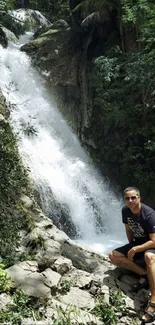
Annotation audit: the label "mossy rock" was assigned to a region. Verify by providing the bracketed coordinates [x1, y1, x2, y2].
[21, 28, 77, 87]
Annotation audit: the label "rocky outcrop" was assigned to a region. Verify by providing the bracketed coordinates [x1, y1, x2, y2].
[4, 200, 149, 325]
[9, 8, 51, 31]
[0, 25, 19, 46]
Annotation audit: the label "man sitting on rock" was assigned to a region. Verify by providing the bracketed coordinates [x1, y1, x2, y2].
[109, 186, 155, 324]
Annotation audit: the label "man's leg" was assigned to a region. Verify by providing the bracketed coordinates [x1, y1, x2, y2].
[109, 250, 146, 275]
[142, 252, 155, 322]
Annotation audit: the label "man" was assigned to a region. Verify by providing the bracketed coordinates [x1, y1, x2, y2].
[109, 187, 155, 324]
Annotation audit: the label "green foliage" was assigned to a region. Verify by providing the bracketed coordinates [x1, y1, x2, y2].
[90, 47, 155, 192]
[6, 0, 16, 10]
[0, 264, 12, 292]
[0, 288, 44, 324]
[0, 122, 29, 203]
[122, 0, 155, 50]
[89, 0, 155, 197]
[52, 305, 80, 325]
[0, 211, 21, 266]
[92, 297, 117, 324]
[0, 0, 15, 17]
[0, 203, 36, 267]
[0, 290, 83, 325]
[31, 234, 46, 249]
[59, 279, 71, 293]
[110, 289, 127, 313]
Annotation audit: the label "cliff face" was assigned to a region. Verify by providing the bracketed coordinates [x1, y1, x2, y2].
[21, 25, 83, 134]
[20, 22, 101, 143]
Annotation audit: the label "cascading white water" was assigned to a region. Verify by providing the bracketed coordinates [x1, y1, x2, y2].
[0, 35, 126, 254]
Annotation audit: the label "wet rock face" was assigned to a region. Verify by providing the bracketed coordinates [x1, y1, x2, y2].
[21, 25, 82, 135]
[9, 8, 50, 32]
[0, 25, 8, 47]
[0, 25, 19, 47]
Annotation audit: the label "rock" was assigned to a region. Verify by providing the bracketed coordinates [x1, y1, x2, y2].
[46, 299, 102, 324]
[45, 224, 69, 243]
[42, 268, 61, 290]
[36, 250, 59, 269]
[52, 256, 73, 275]
[62, 239, 106, 272]
[119, 316, 137, 324]
[2, 200, 149, 325]
[20, 194, 34, 208]
[7, 261, 38, 281]
[0, 25, 8, 47]
[45, 238, 62, 253]
[24, 227, 50, 246]
[0, 25, 19, 44]
[0, 92, 10, 117]
[0, 113, 7, 123]
[7, 261, 51, 298]
[100, 285, 110, 304]
[0, 293, 12, 311]
[62, 268, 93, 288]
[60, 287, 95, 309]
[136, 288, 149, 304]
[18, 272, 51, 298]
[125, 295, 141, 311]
[9, 8, 50, 31]
[21, 321, 50, 325]
[52, 19, 69, 29]
[35, 219, 53, 229]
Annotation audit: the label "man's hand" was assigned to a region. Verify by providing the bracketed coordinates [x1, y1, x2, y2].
[127, 247, 137, 261]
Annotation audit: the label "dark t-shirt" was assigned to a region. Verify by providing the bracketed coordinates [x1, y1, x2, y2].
[122, 203, 155, 242]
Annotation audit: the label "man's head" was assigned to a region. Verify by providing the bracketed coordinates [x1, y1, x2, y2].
[124, 186, 141, 211]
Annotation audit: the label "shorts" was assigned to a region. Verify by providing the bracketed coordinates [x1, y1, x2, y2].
[115, 241, 155, 266]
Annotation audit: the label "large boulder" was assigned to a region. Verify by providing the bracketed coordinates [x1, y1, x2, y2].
[0, 24, 21, 48]
[9, 9, 50, 32]
[7, 261, 51, 298]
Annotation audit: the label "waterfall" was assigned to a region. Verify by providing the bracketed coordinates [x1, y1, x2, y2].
[0, 35, 126, 254]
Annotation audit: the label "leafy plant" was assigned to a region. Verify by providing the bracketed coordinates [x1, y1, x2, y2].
[110, 289, 127, 313]
[0, 264, 12, 292]
[0, 288, 44, 324]
[52, 305, 80, 325]
[0, 122, 29, 204]
[59, 279, 71, 293]
[91, 296, 117, 325]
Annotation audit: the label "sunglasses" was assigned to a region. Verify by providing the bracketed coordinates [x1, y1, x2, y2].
[124, 196, 139, 201]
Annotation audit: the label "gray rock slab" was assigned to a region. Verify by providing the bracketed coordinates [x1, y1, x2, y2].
[0, 293, 12, 311]
[42, 268, 61, 288]
[35, 219, 53, 229]
[60, 286, 95, 309]
[20, 194, 34, 208]
[44, 238, 61, 253]
[46, 225, 69, 243]
[61, 268, 93, 288]
[7, 261, 38, 285]
[21, 320, 51, 325]
[18, 272, 51, 298]
[52, 256, 73, 275]
[7, 261, 51, 298]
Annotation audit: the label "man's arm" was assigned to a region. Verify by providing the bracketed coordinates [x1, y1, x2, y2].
[132, 233, 155, 252]
[128, 233, 155, 260]
[125, 224, 133, 243]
